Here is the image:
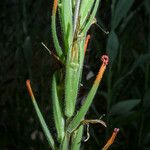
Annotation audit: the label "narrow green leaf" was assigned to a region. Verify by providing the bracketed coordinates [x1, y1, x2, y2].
[52, 73, 65, 142]
[32, 98, 55, 149]
[110, 99, 141, 115]
[61, 0, 73, 51]
[26, 80, 55, 149]
[113, 111, 140, 126]
[64, 38, 85, 118]
[67, 85, 98, 133]
[67, 63, 107, 133]
[51, 7, 63, 57]
[71, 126, 83, 150]
[106, 31, 119, 66]
[65, 63, 80, 118]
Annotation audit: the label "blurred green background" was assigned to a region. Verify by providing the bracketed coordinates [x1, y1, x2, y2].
[0, 0, 150, 149]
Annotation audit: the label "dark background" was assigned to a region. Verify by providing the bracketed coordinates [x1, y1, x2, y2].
[0, 0, 150, 149]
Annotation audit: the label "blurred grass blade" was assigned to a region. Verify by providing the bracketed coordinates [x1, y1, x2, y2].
[71, 126, 83, 150]
[110, 99, 141, 115]
[26, 80, 55, 150]
[113, 54, 150, 89]
[52, 73, 65, 142]
[106, 31, 119, 66]
[23, 36, 32, 67]
[23, 36, 32, 78]
[52, 0, 63, 58]
[111, 0, 134, 30]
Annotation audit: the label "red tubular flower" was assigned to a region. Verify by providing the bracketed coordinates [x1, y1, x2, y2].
[102, 128, 120, 150]
[84, 34, 91, 55]
[52, 0, 58, 15]
[94, 55, 109, 84]
[26, 80, 35, 100]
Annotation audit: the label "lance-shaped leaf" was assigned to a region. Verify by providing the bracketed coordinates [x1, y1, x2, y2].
[82, 0, 101, 34]
[106, 31, 119, 66]
[61, 0, 73, 52]
[26, 80, 55, 150]
[67, 55, 109, 133]
[51, 0, 63, 58]
[111, 0, 134, 30]
[64, 61, 80, 118]
[64, 35, 84, 118]
[64, 34, 88, 118]
[52, 73, 65, 142]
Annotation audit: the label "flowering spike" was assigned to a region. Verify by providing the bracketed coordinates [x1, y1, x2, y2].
[102, 128, 120, 150]
[26, 80, 35, 100]
[84, 34, 91, 54]
[53, 0, 58, 15]
[95, 55, 109, 84]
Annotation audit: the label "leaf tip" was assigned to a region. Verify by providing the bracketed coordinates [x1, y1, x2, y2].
[26, 80, 34, 100]
[84, 34, 91, 55]
[53, 0, 58, 15]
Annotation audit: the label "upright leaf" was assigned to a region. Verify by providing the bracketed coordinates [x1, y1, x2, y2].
[106, 31, 119, 66]
[111, 0, 134, 30]
[26, 80, 55, 150]
[61, 0, 73, 51]
[52, 73, 65, 142]
[110, 99, 141, 115]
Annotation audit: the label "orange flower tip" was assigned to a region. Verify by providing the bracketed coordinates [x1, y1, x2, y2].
[53, 0, 58, 14]
[26, 80, 34, 99]
[26, 80, 30, 85]
[114, 128, 120, 133]
[101, 55, 109, 65]
[87, 34, 90, 40]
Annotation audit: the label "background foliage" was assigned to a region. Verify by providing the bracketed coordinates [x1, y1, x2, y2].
[0, 0, 150, 149]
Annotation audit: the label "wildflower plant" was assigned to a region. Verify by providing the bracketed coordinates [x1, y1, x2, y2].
[26, 0, 119, 149]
